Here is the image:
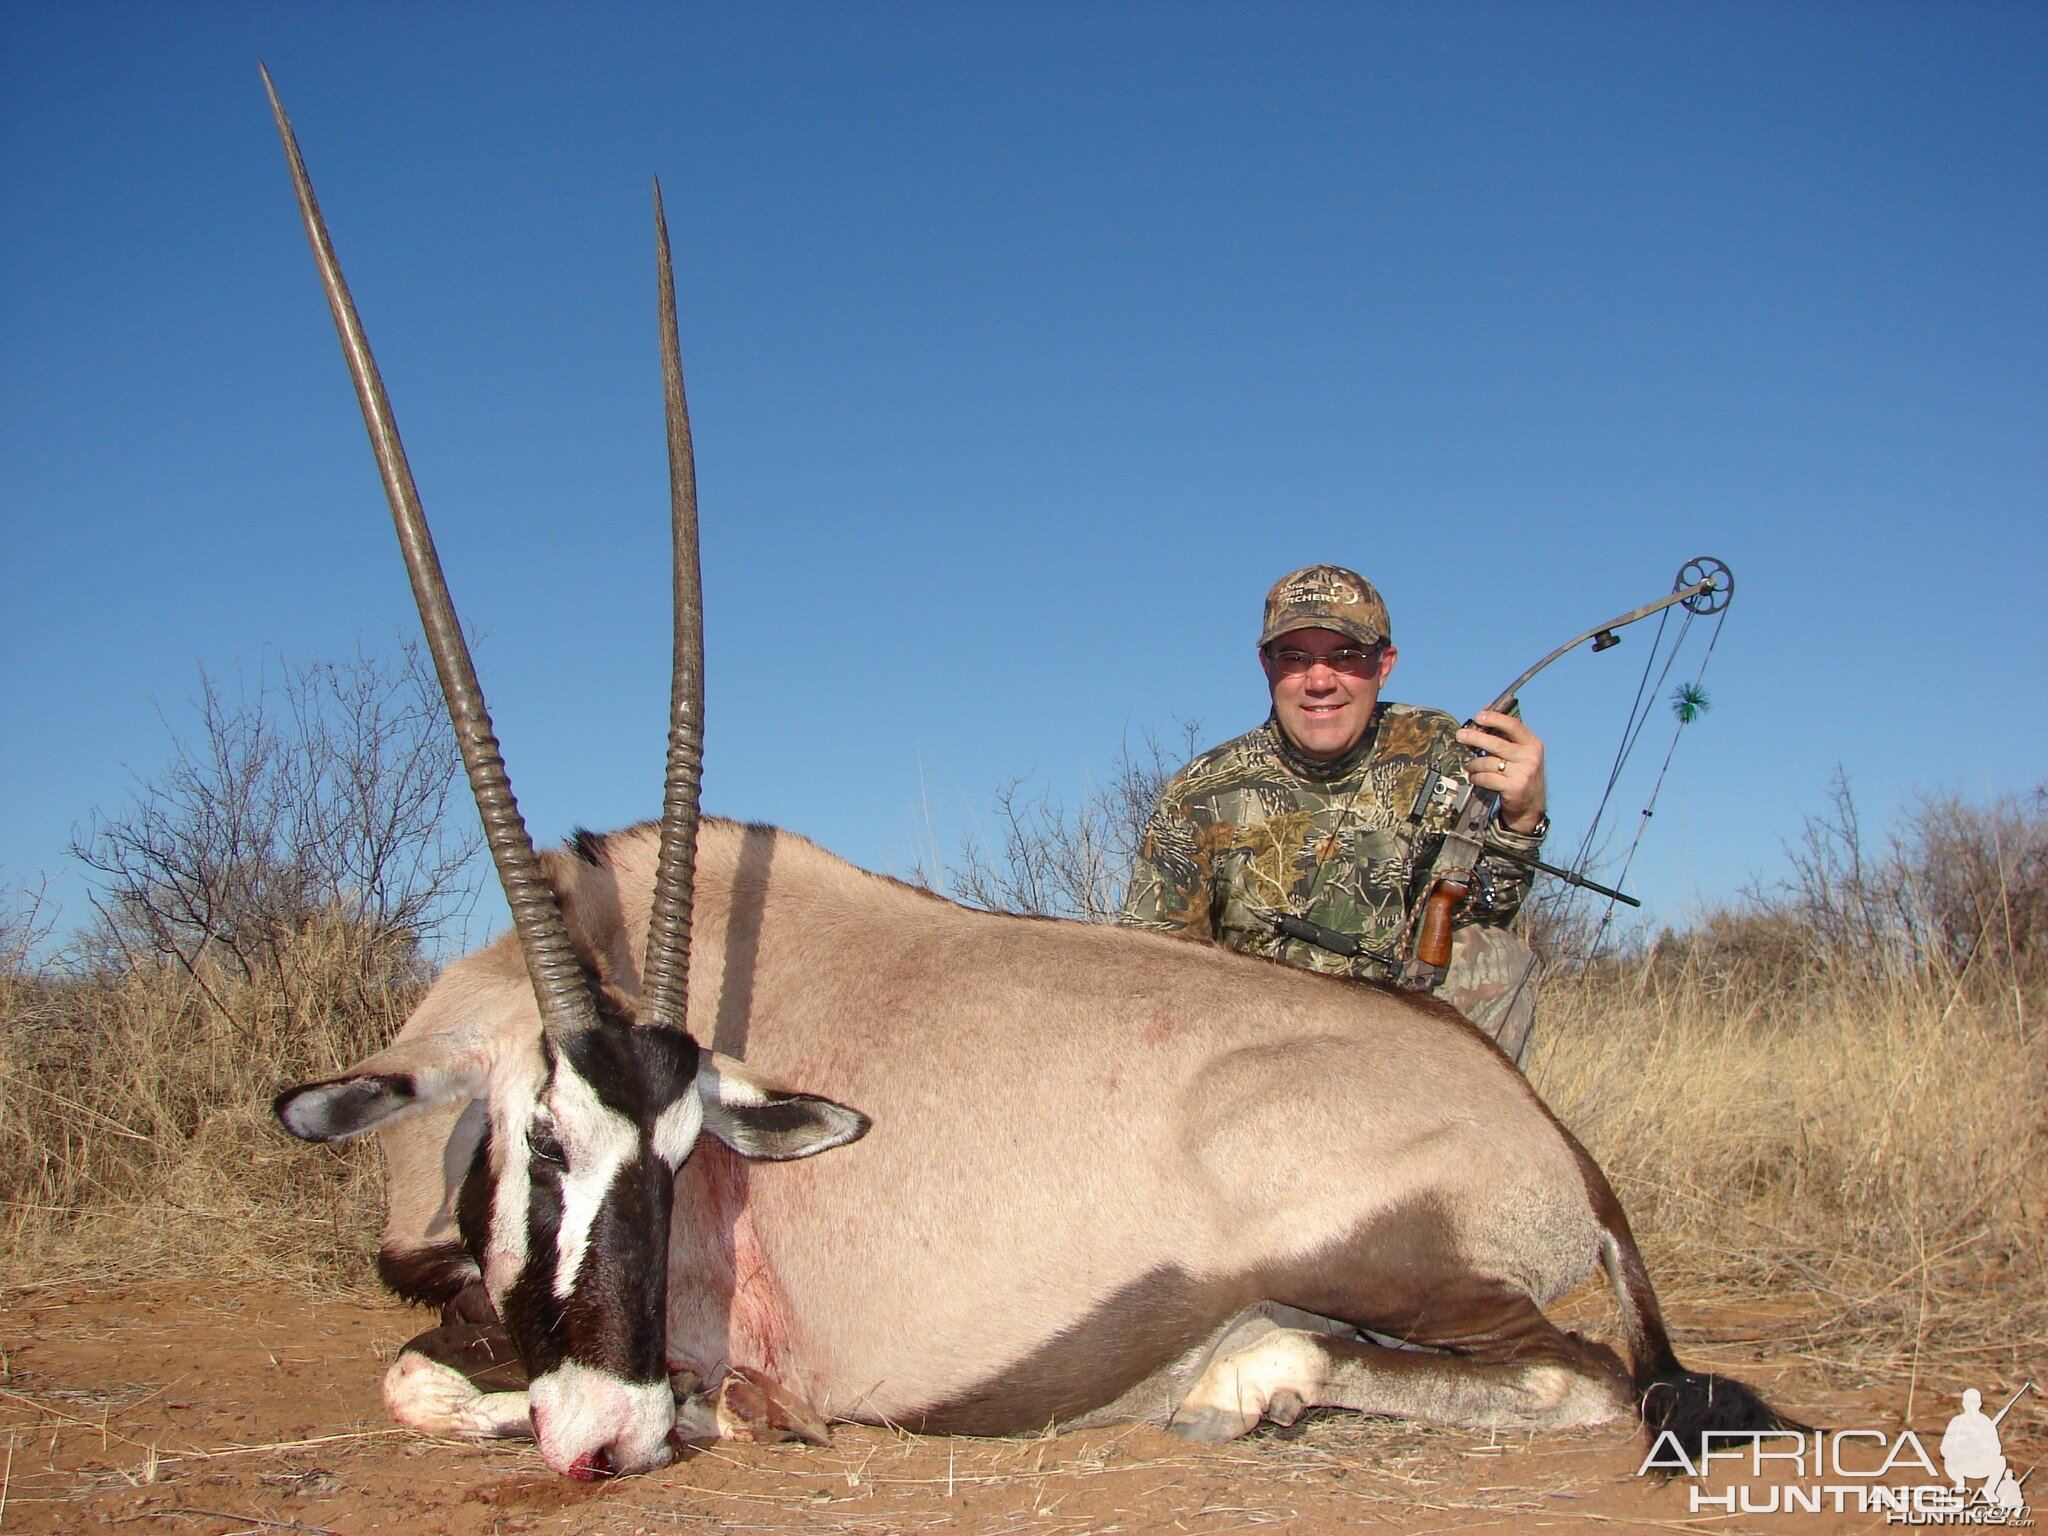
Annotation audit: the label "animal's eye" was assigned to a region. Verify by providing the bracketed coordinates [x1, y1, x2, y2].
[528, 1123, 567, 1167]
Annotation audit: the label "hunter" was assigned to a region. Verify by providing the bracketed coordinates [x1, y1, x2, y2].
[1119, 564, 1547, 1063]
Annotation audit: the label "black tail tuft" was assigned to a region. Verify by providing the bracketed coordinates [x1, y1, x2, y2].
[1581, 1133, 1812, 1465]
[1639, 1365, 1809, 1464]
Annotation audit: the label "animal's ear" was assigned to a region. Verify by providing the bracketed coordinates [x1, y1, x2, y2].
[275, 1073, 421, 1142]
[698, 1053, 871, 1163]
[274, 1041, 490, 1143]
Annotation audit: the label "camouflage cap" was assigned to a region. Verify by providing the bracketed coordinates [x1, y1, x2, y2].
[1259, 565, 1392, 649]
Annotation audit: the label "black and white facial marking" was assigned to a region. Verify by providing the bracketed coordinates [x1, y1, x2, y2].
[480, 1014, 703, 1478]
[467, 1017, 870, 1478]
[275, 996, 871, 1480]
[497, 1022, 700, 1363]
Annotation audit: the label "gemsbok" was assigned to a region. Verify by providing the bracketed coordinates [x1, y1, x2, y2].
[262, 71, 1800, 1482]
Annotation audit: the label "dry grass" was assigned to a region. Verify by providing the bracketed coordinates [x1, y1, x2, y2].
[2, 894, 2042, 1407]
[0, 916, 414, 1295]
[1533, 952, 2045, 1394]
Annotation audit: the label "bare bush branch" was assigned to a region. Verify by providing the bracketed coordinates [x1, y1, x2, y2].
[926, 722, 1200, 920]
[1644, 769, 2048, 998]
[1773, 769, 2048, 980]
[71, 643, 483, 998]
[0, 880, 58, 976]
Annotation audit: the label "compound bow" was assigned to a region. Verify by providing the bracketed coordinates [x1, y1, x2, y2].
[1397, 557, 1733, 989]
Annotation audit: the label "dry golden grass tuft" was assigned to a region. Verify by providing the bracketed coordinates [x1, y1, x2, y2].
[1532, 950, 2045, 1393]
[0, 915, 412, 1294]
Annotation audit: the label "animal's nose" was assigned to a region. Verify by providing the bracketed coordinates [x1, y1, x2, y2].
[531, 1367, 679, 1477]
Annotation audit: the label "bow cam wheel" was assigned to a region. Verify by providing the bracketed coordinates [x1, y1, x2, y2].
[1677, 557, 1732, 615]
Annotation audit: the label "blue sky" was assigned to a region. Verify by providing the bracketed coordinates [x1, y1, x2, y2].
[4, 2, 2043, 947]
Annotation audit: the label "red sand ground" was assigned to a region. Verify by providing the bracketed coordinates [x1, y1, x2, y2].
[1, 1281, 2036, 1535]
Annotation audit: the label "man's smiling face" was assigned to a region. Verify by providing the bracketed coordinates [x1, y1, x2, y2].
[1260, 626, 1399, 760]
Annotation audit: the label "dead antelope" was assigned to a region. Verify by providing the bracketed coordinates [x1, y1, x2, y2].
[263, 73, 1800, 1482]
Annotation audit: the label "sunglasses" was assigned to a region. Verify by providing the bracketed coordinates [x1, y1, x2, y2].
[1264, 645, 1383, 677]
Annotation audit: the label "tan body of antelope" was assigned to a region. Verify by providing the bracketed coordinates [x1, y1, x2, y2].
[261, 72, 1796, 1480]
[305, 815, 1794, 1466]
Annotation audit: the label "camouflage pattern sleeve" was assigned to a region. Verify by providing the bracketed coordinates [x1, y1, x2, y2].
[1473, 820, 1542, 925]
[1117, 771, 1214, 939]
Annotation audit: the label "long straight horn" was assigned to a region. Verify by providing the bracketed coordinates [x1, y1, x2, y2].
[637, 178, 704, 1032]
[262, 66, 598, 1042]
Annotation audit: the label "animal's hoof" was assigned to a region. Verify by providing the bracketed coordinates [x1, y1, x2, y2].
[1267, 1389, 1306, 1427]
[1167, 1407, 1252, 1445]
[714, 1367, 832, 1446]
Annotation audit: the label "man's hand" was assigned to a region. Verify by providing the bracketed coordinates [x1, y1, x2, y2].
[1457, 710, 1547, 834]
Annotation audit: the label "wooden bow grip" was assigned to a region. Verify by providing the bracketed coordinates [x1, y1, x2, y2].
[1414, 880, 1468, 970]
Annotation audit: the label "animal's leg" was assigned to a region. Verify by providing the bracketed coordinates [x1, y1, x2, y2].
[382, 1319, 533, 1441]
[384, 1356, 532, 1440]
[1168, 1325, 1630, 1445]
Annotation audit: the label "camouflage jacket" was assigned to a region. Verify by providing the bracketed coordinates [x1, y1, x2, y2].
[1117, 706, 1546, 982]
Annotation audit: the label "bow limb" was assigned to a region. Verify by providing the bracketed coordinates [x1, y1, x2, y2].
[1484, 560, 1730, 714]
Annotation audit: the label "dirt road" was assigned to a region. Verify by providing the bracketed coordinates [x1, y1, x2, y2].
[0, 1281, 2030, 1535]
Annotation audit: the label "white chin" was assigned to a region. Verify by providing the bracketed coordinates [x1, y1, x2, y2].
[529, 1362, 677, 1476]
